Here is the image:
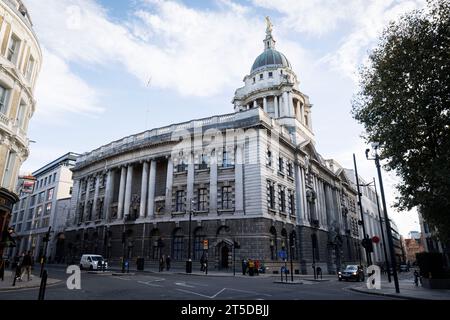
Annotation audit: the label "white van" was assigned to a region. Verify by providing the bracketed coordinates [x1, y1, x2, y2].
[79, 254, 108, 270]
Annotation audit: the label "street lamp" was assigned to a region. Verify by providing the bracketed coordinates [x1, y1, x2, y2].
[40, 227, 51, 278]
[360, 178, 391, 282]
[366, 144, 400, 293]
[353, 154, 372, 266]
[186, 199, 195, 273]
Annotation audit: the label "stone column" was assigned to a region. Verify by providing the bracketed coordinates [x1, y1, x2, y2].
[253, 100, 257, 109]
[117, 166, 127, 219]
[165, 157, 173, 214]
[104, 169, 114, 220]
[123, 164, 134, 218]
[83, 176, 90, 221]
[288, 92, 294, 117]
[263, 97, 267, 113]
[282, 91, 288, 117]
[294, 164, 303, 222]
[296, 100, 301, 121]
[140, 161, 149, 218]
[274, 95, 279, 118]
[147, 160, 156, 218]
[187, 152, 194, 204]
[92, 174, 100, 220]
[235, 145, 244, 214]
[209, 151, 218, 213]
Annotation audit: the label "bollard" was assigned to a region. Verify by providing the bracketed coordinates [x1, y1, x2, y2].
[38, 270, 48, 300]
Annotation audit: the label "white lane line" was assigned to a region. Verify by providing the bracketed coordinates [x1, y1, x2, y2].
[224, 288, 272, 297]
[176, 288, 220, 299]
[113, 277, 133, 281]
[138, 280, 162, 287]
[175, 282, 196, 288]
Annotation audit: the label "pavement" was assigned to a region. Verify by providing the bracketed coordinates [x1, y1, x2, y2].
[0, 270, 61, 291]
[350, 276, 450, 300]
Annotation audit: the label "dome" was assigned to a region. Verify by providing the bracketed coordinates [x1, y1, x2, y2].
[251, 48, 291, 73]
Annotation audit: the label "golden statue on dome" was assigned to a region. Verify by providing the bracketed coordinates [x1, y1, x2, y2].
[265, 16, 273, 34]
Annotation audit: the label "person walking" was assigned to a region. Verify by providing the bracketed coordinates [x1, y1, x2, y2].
[242, 259, 247, 275]
[21, 251, 33, 281]
[200, 254, 206, 272]
[159, 255, 165, 272]
[166, 256, 171, 271]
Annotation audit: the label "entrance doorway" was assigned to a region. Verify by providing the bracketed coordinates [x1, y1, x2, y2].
[221, 246, 229, 269]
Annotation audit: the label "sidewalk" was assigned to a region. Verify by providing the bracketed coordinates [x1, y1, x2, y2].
[350, 278, 450, 300]
[0, 270, 61, 291]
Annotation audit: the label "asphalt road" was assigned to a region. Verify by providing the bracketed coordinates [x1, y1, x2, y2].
[0, 265, 402, 300]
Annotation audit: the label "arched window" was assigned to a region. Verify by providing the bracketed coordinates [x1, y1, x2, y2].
[270, 226, 277, 260]
[172, 228, 184, 260]
[193, 227, 206, 260]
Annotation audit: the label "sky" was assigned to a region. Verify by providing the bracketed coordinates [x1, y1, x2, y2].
[20, 0, 427, 237]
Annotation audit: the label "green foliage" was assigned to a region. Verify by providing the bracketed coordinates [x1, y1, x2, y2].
[352, 0, 450, 241]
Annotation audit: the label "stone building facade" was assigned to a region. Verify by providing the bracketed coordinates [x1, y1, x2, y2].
[64, 21, 361, 274]
[0, 0, 42, 257]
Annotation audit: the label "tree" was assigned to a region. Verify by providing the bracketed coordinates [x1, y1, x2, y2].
[352, 0, 450, 240]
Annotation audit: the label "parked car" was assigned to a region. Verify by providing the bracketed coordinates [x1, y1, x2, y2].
[338, 265, 365, 282]
[79, 254, 108, 271]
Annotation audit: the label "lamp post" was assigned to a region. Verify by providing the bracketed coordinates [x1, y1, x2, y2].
[40, 227, 51, 278]
[186, 199, 195, 273]
[361, 178, 391, 282]
[353, 154, 372, 266]
[289, 232, 296, 282]
[366, 144, 400, 293]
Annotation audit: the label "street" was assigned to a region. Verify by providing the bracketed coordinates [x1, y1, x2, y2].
[0, 266, 398, 300]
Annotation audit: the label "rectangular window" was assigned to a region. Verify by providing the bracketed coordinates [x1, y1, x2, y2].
[44, 177, 47, 186]
[45, 203, 52, 216]
[47, 188, 54, 201]
[197, 188, 208, 211]
[279, 187, 286, 212]
[30, 195, 36, 207]
[268, 71, 273, 78]
[36, 206, 42, 217]
[32, 220, 39, 230]
[289, 192, 295, 216]
[26, 221, 31, 231]
[38, 191, 45, 203]
[20, 199, 26, 209]
[267, 181, 275, 210]
[266, 149, 272, 167]
[177, 162, 187, 173]
[26, 55, 35, 81]
[287, 162, 294, 178]
[41, 217, 49, 228]
[278, 157, 284, 173]
[221, 186, 232, 210]
[259, 73, 263, 80]
[222, 149, 232, 168]
[16, 103, 27, 128]
[17, 223, 22, 232]
[2, 151, 16, 188]
[27, 208, 33, 220]
[7, 35, 20, 63]
[19, 210, 24, 221]
[176, 190, 185, 212]
[53, 172, 57, 183]
[198, 154, 208, 170]
[0, 85, 9, 114]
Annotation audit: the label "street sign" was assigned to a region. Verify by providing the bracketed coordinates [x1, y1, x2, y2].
[372, 236, 380, 244]
[278, 250, 287, 259]
[203, 239, 209, 250]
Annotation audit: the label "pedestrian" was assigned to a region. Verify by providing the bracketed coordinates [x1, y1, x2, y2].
[21, 251, 33, 281]
[200, 254, 206, 272]
[414, 270, 420, 286]
[248, 259, 254, 276]
[159, 255, 165, 272]
[255, 260, 260, 276]
[166, 255, 171, 271]
[242, 259, 247, 275]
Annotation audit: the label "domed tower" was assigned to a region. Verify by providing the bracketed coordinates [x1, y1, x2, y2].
[232, 17, 314, 143]
[0, 0, 42, 254]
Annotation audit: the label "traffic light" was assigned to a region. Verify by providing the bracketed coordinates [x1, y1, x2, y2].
[361, 238, 374, 253]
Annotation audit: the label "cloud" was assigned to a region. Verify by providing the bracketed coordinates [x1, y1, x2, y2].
[33, 49, 105, 119]
[25, 0, 274, 97]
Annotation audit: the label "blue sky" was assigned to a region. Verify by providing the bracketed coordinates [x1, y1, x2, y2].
[21, 0, 427, 237]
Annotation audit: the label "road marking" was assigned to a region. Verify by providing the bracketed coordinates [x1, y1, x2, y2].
[175, 287, 271, 299]
[175, 282, 196, 288]
[113, 276, 133, 281]
[138, 280, 162, 287]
